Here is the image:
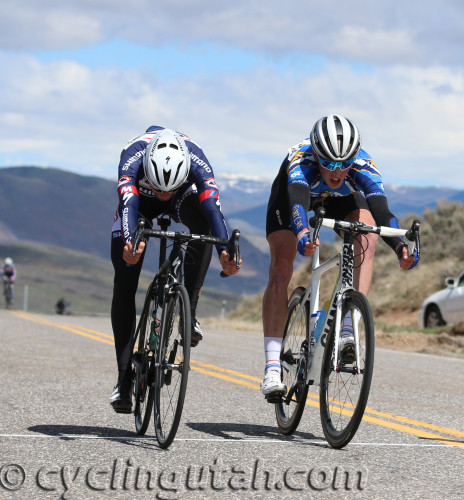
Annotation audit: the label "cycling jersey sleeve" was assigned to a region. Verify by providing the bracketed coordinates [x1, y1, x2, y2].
[117, 142, 146, 243]
[287, 153, 312, 239]
[187, 143, 229, 255]
[366, 195, 403, 251]
[117, 175, 140, 244]
[288, 182, 311, 234]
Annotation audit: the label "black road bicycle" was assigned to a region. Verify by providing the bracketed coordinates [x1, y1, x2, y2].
[130, 217, 240, 448]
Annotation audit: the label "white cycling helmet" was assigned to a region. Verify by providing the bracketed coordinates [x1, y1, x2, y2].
[310, 114, 361, 161]
[143, 129, 191, 192]
[4, 257, 13, 266]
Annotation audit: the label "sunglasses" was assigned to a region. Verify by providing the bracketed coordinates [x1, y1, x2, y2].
[152, 187, 179, 194]
[318, 157, 355, 171]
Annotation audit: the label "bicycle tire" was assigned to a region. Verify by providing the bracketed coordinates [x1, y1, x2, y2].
[319, 290, 374, 448]
[154, 283, 191, 448]
[133, 291, 156, 435]
[275, 286, 310, 435]
[5, 283, 12, 309]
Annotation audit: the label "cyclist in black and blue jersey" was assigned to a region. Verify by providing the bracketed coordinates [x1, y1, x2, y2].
[260, 114, 420, 397]
[110, 126, 241, 413]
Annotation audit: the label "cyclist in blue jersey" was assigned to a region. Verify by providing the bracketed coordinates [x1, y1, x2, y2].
[260, 114, 420, 397]
[110, 126, 241, 413]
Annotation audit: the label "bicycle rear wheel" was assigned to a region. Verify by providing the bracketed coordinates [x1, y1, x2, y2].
[154, 284, 191, 448]
[133, 291, 156, 435]
[275, 287, 310, 435]
[319, 290, 374, 448]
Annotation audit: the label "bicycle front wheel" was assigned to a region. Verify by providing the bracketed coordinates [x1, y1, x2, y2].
[5, 283, 12, 309]
[275, 286, 310, 435]
[154, 284, 191, 448]
[133, 292, 156, 435]
[319, 290, 374, 448]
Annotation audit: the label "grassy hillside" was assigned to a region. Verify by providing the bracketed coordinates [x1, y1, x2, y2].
[0, 241, 241, 317]
[0, 166, 269, 295]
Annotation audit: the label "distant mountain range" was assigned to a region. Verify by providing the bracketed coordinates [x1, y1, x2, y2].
[1, 166, 462, 296]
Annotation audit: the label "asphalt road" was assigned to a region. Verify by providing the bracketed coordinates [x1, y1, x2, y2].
[1, 309, 463, 499]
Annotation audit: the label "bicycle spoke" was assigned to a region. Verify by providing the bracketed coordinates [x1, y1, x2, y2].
[320, 291, 374, 448]
[154, 285, 191, 448]
[133, 291, 157, 435]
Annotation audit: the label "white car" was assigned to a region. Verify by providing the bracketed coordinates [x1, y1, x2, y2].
[418, 271, 464, 328]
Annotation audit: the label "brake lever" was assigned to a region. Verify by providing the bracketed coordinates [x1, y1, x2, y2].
[309, 207, 326, 244]
[406, 219, 421, 257]
[220, 229, 241, 278]
[131, 219, 145, 257]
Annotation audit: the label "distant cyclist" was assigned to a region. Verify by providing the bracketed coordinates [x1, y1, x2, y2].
[110, 126, 241, 413]
[260, 114, 420, 397]
[1, 257, 16, 308]
[56, 297, 70, 315]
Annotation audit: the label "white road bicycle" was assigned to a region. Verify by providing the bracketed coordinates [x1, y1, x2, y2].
[274, 208, 421, 448]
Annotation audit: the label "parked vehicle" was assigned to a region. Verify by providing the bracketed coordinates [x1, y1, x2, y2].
[418, 271, 464, 328]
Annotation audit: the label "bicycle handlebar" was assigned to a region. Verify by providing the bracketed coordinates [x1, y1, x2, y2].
[131, 218, 241, 277]
[309, 208, 421, 257]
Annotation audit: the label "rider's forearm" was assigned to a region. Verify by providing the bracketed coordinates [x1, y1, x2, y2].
[366, 195, 403, 251]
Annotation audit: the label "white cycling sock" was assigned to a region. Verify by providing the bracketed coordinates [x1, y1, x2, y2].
[264, 337, 282, 373]
[341, 310, 361, 337]
[341, 312, 353, 337]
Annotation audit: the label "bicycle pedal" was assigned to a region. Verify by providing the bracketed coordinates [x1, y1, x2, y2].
[112, 406, 132, 415]
[265, 394, 284, 404]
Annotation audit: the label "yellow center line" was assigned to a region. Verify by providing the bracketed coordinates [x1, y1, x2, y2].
[9, 310, 115, 346]
[190, 359, 261, 382]
[8, 310, 464, 448]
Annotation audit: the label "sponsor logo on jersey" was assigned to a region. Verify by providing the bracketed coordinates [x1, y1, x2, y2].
[190, 152, 212, 173]
[121, 150, 146, 171]
[205, 178, 218, 189]
[122, 207, 130, 241]
[292, 205, 304, 230]
[287, 138, 311, 162]
[118, 185, 139, 205]
[199, 189, 219, 203]
[118, 176, 131, 186]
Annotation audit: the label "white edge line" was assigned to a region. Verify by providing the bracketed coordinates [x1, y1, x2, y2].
[0, 434, 460, 448]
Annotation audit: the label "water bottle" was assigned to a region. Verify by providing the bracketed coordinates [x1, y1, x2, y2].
[310, 311, 321, 344]
[313, 300, 330, 342]
[149, 309, 160, 350]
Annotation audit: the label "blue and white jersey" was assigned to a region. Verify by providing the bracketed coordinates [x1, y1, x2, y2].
[282, 138, 405, 254]
[116, 125, 228, 244]
[287, 140, 385, 200]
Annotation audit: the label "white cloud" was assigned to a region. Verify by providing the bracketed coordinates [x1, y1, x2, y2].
[0, 1, 102, 49]
[1, 1, 464, 187]
[1, 1, 464, 65]
[1, 50, 463, 186]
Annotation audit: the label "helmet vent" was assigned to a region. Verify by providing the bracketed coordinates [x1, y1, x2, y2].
[153, 162, 162, 185]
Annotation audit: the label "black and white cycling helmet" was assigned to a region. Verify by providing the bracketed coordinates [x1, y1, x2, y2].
[310, 114, 361, 161]
[144, 129, 191, 192]
[4, 257, 13, 266]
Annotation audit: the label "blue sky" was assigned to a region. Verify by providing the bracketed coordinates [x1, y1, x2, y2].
[1, 1, 464, 188]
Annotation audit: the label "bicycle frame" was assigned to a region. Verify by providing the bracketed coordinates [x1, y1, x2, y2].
[132, 215, 241, 351]
[283, 232, 357, 386]
[282, 215, 420, 387]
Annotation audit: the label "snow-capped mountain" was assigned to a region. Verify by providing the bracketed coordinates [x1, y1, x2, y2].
[215, 172, 272, 214]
